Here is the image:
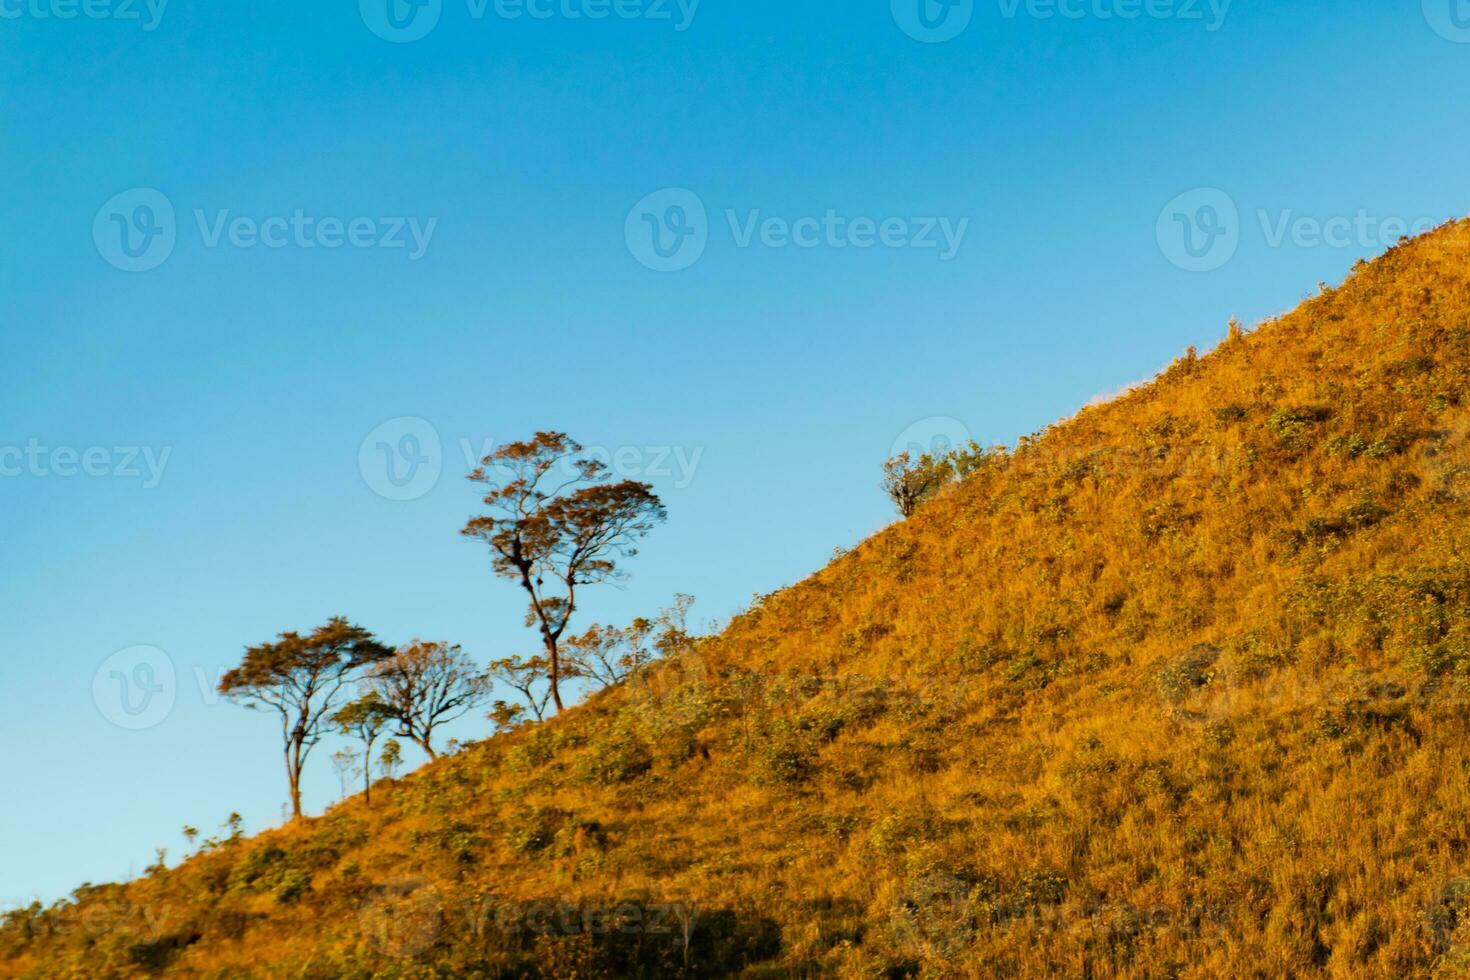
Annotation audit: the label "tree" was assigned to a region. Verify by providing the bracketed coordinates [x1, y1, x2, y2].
[488, 700, 525, 734]
[564, 594, 698, 694]
[652, 593, 697, 661]
[367, 641, 490, 760]
[882, 451, 952, 518]
[487, 654, 559, 723]
[332, 694, 395, 804]
[563, 622, 648, 690]
[218, 618, 393, 819]
[566, 595, 695, 690]
[378, 739, 403, 779]
[462, 432, 667, 713]
[330, 748, 361, 800]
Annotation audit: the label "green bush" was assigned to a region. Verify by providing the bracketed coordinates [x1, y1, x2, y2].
[505, 807, 573, 856]
[1155, 646, 1220, 704]
[1267, 406, 1331, 451]
[225, 843, 314, 904]
[575, 738, 654, 787]
[410, 820, 483, 865]
[1005, 651, 1056, 692]
[753, 720, 821, 786]
[272, 868, 313, 904]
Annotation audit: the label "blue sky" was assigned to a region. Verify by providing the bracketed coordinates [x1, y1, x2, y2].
[3, 0, 1470, 904]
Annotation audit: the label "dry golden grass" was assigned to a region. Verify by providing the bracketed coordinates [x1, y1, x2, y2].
[11, 222, 1470, 977]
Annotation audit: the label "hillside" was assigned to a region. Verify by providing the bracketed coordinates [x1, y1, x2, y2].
[11, 221, 1470, 978]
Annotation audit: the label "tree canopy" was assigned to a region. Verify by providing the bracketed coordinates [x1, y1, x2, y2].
[218, 618, 392, 819]
[366, 641, 489, 760]
[461, 432, 667, 712]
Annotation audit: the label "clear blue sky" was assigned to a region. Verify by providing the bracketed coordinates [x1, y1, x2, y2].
[3, 0, 1469, 905]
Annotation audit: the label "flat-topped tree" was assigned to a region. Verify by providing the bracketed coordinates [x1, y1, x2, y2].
[461, 432, 667, 714]
[218, 618, 393, 819]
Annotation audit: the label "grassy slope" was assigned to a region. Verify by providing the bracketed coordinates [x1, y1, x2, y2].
[11, 222, 1470, 978]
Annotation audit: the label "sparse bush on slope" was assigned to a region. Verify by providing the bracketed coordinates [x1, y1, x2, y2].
[12, 222, 1470, 977]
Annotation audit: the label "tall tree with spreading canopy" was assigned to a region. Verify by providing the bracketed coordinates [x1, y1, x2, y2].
[218, 618, 392, 819]
[462, 432, 667, 713]
[366, 641, 490, 760]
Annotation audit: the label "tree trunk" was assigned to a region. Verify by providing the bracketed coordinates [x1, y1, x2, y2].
[515, 552, 567, 716]
[547, 637, 566, 714]
[285, 741, 304, 819]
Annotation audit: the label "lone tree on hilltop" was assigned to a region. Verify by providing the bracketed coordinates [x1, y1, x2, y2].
[462, 432, 667, 714]
[218, 618, 393, 819]
[367, 640, 489, 760]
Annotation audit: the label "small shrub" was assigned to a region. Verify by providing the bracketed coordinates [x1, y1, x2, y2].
[1156, 645, 1221, 704]
[1000, 869, 1068, 918]
[127, 931, 201, 970]
[1266, 405, 1331, 450]
[1426, 879, 1470, 954]
[505, 807, 572, 857]
[753, 721, 821, 786]
[551, 820, 608, 857]
[410, 821, 483, 865]
[271, 869, 312, 904]
[1203, 721, 1235, 747]
[866, 811, 943, 857]
[1214, 404, 1249, 426]
[576, 739, 654, 787]
[1290, 499, 1390, 551]
[505, 729, 559, 773]
[1005, 652, 1056, 692]
[226, 844, 288, 894]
